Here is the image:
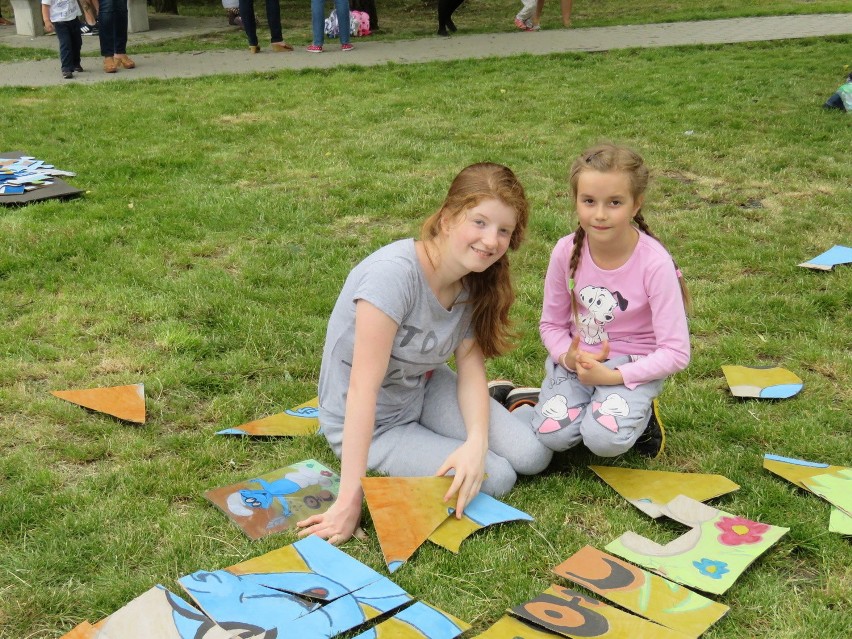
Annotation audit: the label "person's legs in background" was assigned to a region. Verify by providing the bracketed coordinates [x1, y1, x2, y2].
[308, 0, 325, 50]
[334, 0, 351, 49]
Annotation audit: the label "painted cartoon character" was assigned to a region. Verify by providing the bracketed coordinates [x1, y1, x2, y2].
[228, 467, 334, 518]
[578, 285, 628, 345]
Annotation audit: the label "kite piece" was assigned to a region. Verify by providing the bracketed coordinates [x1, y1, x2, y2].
[60, 622, 108, 639]
[829, 508, 852, 535]
[180, 536, 409, 638]
[216, 397, 320, 436]
[428, 492, 533, 552]
[98, 585, 243, 638]
[362, 476, 454, 572]
[721, 365, 803, 399]
[204, 459, 340, 540]
[762, 454, 849, 490]
[509, 584, 690, 639]
[552, 546, 728, 638]
[802, 469, 852, 517]
[606, 495, 788, 595]
[51, 383, 146, 423]
[0, 152, 82, 204]
[350, 601, 470, 639]
[589, 465, 740, 518]
[471, 615, 562, 638]
[798, 245, 852, 271]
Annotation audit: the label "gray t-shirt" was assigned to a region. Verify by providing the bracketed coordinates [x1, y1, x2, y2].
[318, 239, 473, 431]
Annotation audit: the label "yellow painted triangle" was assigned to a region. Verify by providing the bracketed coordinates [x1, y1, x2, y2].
[763, 455, 848, 490]
[226, 397, 319, 436]
[362, 476, 453, 570]
[590, 465, 739, 518]
[51, 384, 146, 424]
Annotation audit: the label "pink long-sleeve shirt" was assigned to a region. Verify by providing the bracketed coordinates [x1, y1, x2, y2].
[539, 231, 690, 390]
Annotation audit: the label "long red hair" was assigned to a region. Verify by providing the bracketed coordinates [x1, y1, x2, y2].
[420, 163, 529, 358]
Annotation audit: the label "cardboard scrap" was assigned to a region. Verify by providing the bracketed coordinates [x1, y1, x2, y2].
[216, 397, 320, 436]
[589, 465, 739, 518]
[721, 365, 803, 399]
[51, 383, 146, 423]
[606, 495, 788, 595]
[553, 546, 729, 638]
[204, 459, 339, 540]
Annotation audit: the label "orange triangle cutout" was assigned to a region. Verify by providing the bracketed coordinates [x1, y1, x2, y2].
[361, 476, 453, 571]
[51, 384, 146, 424]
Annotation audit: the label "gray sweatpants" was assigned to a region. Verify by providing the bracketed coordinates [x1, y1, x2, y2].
[320, 365, 553, 496]
[515, 355, 664, 456]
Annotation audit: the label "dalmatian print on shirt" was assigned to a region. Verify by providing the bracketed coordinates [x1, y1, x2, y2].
[578, 285, 628, 345]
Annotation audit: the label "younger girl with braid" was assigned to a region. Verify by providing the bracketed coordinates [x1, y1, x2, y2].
[512, 143, 690, 458]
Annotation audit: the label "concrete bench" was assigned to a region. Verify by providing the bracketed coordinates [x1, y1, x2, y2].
[10, 0, 149, 37]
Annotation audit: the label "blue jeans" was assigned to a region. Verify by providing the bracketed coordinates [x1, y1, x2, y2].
[54, 19, 82, 71]
[238, 0, 283, 46]
[311, 0, 350, 46]
[97, 0, 128, 56]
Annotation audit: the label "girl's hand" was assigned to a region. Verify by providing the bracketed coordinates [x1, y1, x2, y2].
[561, 338, 609, 371]
[576, 349, 623, 386]
[436, 439, 486, 518]
[296, 500, 362, 546]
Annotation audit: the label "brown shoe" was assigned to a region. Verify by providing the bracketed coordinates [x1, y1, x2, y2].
[270, 42, 293, 52]
[116, 55, 135, 69]
[103, 56, 118, 73]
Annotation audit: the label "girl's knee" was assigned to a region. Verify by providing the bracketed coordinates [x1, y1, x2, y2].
[481, 457, 517, 497]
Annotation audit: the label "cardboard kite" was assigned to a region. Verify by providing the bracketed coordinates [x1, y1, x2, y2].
[60, 622, 102, 639]
[362, 476, 455, 572]
[216, 397, 320, 436]
[473, 615, 566, 638]
[179, 535, 412, 638]
[0, 153, 82, 204]
[204, 459, 339, 540]
[552, 546, 729, 638]
[798, 245, 852, 271]
[802, 469, 852, 517]
[351, 601, 471, 639]
[721, 365, 803, 399]
[763, 454, 852, 533]
[96, 585, 246, 638]
[589, 465, 740, 518]
[51, 383, 146, 423]
[428, 491, 534, 552]
[361, 476, 534, 572]
[606, 495, 788, 595]
[509, 583, 691, 639]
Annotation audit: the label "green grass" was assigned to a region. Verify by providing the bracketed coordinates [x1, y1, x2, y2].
[1, 32, 851, 639]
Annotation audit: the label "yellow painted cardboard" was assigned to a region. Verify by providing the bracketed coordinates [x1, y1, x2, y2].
[589, 466, 739, 518]
[553, 546, 728, 638]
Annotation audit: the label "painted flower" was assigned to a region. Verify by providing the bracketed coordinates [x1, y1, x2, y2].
[715, 516, 771, 546]
[693, 558, 729, 580]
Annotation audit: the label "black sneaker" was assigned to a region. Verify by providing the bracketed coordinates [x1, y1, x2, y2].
[73, 65, 84, 72]
[634, 398, 666, 459]
[488, 380, 515, 407]
[62, 70, 73, 79]
[80, 23, 98, 35]
[505, 387, 540, 412]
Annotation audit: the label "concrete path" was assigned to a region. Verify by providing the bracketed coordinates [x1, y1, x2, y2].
[1, 12, 850, 87]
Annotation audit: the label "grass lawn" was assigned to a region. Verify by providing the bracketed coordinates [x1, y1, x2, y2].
[1, 27, 851, 639]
